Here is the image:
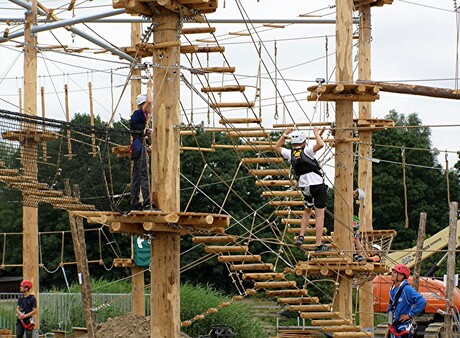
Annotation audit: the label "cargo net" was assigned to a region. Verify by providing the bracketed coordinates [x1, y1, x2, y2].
[0, 109, 132, 212]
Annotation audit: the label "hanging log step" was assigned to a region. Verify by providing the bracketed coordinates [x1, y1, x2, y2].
[210, 102, 255, 108]
[229, 144, 275, 152]
[284, 220, 317, 227]
[300, 312, 340, 319]
[202, 85, 246, 93]
[287, 227, 323, 234]
[195, 46, 225, 53]
[230, 263, 274, 271]
[218, 255, 262, 263]
[311, 319, 351, 326]
[0, 168, 19, 175]
[254, 281, 296, 289]
[242, 157, 283, 164]
[227, 130, 269, 138]
[2, 130, 58, 142]
[265, 289, 308, 297]
[27, 189, 64, 197]
[274, 210, 305, 216]
[243, 272, 285, 280]
[192, 235, 236, 244]
[256, 180, 296, 187]
[248, 169, 291, 177]
[204, 245, 248, 253]
[333, 332, 372, 338]
[290, 304, 331, 312]
[322, 326, 360, 333]
[301, 243, 334, 251]
[262, 190, 301, 197]
[307, 83, 380, 102]
[277, 297, 319, 305]
[51, 203, 96, 211]
[113, 258, 133, 268]
[182, 27, 216, 35]
[192, 66, 235, 74]
[269, 201, 304, 207]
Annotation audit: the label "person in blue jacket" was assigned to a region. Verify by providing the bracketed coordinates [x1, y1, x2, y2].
[387, 264, 426, 337]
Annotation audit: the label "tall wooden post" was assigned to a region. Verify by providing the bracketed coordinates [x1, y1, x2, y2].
[445, 202, 458, 337]
[333, 0, 354, 319]
[151, 9, 181, 338]
[357, 4, 374, 329]
[130, 21, 146, 318]
[22, 0, 40, 329]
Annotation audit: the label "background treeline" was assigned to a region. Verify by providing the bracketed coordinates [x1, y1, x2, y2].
[0, 109, 458, 292]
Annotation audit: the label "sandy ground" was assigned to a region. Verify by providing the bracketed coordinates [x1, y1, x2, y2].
[78, 313, 191, 338]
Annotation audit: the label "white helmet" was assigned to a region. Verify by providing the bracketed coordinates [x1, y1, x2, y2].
[290, 131, 307, 144]
[372, 243, 381, 251]
[356, 188, 365, 201]
[136, 94, 147, 106]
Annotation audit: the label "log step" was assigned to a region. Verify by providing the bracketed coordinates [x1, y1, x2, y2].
[287, 227, 323, 235]
[182, 27, 216, 35]
[269, 201, 304, 207]
[265, 289, 308, 297]
[192, 235, 236, 244]
[242, 272, 285, 280]
[285, 220, 317, 227]
[277, 297, 319, 304]
[300, 312, 340, 319]
[230, 263, 274, 272]
[217, 255, 262, 263]
[262, 190, 301, 197]
[196, 46, 225, 53]
[204, 245, 248, 253]
[323, 325, 360, 332]
[210, 102, 255, 108]
[274, 210, 305, 216]
[254, 281, 297, 289]
[333, 333, 372, 338]
[203, 85, 246, 93]
[242, 157, 284, 164]
[290, 304, 331, 312]
[227, 130, 269, 138]
[233, 144, 276, 152]
[248, 169, 291, 177]
[301, 243, 334, 251]
[256, 180, 296, 187]
[311, 319, 351, 326]
[193, 66, 235, 74]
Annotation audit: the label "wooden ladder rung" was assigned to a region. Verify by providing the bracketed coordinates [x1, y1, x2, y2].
[333, 332, 372, 338]
[210, 102, 255, 108]
[218, 255, 262, 263]
[202, 85, 246, 93]
[196, 46, 225, 53]
[233, 144, 276, 152]
[227, 130, 269, 138]
[287, 227, 320, 234]
[219, 117, 261, 125]
[256, 180, 296, 187]
[204, 245, 248, 253]
[194, 66, 235, 74]
[182, 27, 216, 35]
[284, 220, 317, 226]
[248, 169, 291, 177]
[311, 319, 351, 326]
[254, 281, 297, 289]
[269, 201, 304, 207]
[192, 235, 236, 244]
[274, 209, 305, 216]
[277, 297, 319, 304]
[266, 289, 308, 297]
[242, 157, 283, 164]
[243, 272, 285, 280]
[300, 312, 340, 319]
[230, 263, 274, 271]
[290, 304, 331, 312]
[262, 190, 301, 197]
[322, 325, 360, 332]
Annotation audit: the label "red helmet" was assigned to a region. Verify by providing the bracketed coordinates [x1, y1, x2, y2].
[20, 280, 32, 289]
[392, 264, 410, 279]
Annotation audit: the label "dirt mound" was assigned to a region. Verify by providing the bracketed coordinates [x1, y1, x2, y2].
[79, 313, 191, 338]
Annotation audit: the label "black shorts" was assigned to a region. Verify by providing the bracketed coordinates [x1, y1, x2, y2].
[301, 183, 327, 209]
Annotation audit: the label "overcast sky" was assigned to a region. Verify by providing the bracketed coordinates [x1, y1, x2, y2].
[0, 0, 459, 174]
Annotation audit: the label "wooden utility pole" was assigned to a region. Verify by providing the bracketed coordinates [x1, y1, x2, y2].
[69, 185, 97, 338]
[22, 0, 40, 330]
[151, 9, 181, 338]
[130, 21, 146, 317]
[357, 4, 374, 329]
[413, 212, 427, 291]
[445, 202, 458, 337]
[333, 0, 354, 319]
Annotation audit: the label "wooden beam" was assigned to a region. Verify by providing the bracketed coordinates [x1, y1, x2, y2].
[359, 80, 460, 99]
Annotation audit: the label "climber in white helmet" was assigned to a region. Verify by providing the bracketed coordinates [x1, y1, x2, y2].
[275, 127, 330, 253]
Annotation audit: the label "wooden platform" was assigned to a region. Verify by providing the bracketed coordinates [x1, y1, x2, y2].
[73, 210, 229, 235]
[307, 83, 380, 102]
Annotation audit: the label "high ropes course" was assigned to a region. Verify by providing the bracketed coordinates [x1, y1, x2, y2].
[0, 0, 460, 337]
